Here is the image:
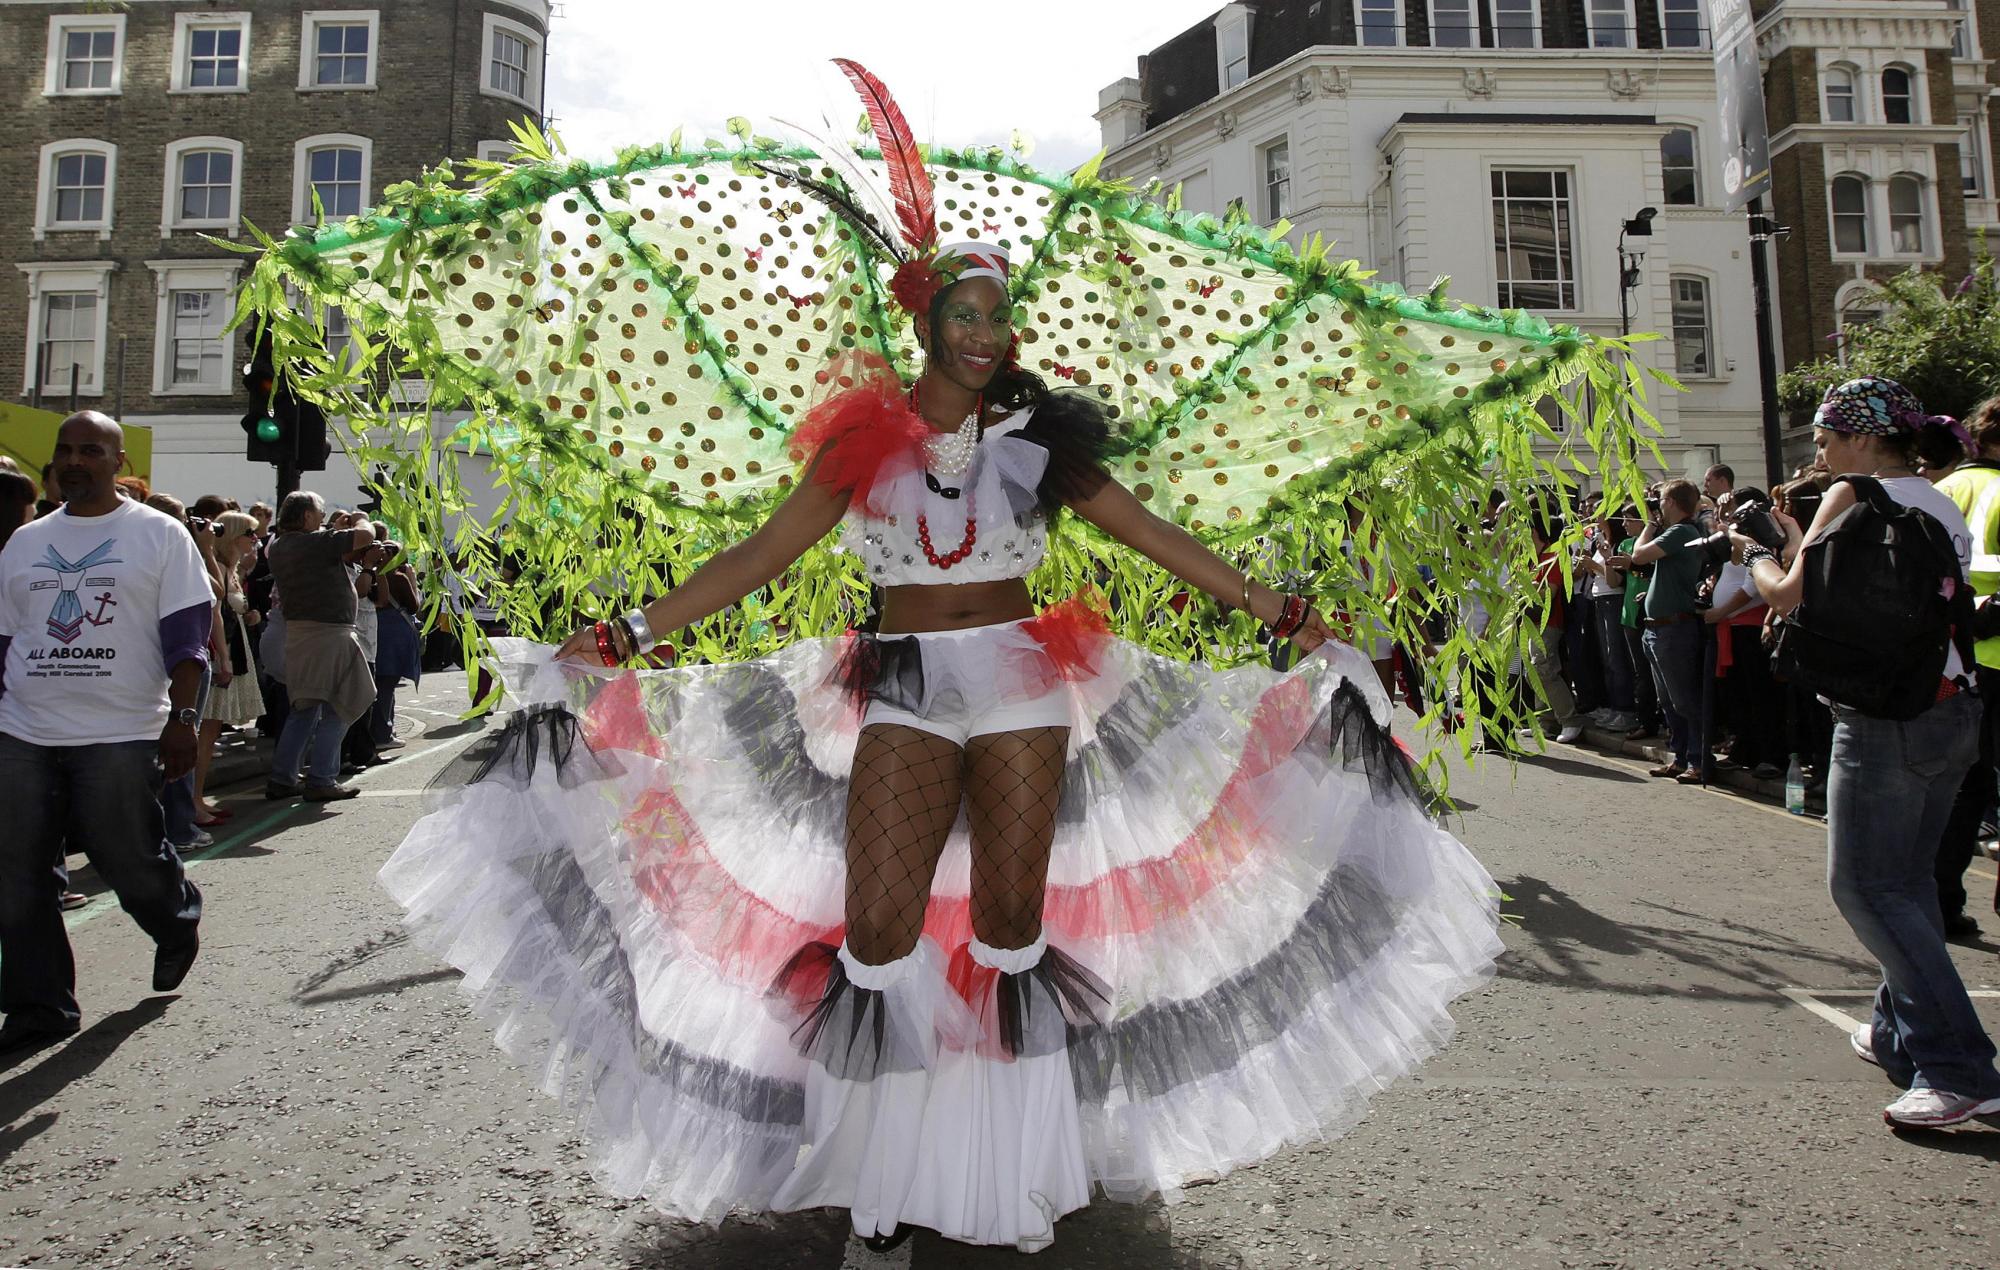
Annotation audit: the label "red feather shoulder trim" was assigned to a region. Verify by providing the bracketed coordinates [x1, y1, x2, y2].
[1022, 591, 1114, 683]
[787, 353, 924, 509]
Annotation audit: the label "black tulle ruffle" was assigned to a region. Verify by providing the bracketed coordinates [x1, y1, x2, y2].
[517, 843, 806, 1127]
[989, 944, 1112, 1061]
[431, 703, 621, 793]
[1069, 859, 1403, 1106]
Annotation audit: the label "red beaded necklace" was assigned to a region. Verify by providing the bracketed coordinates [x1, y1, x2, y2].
[910, 384, 980, 570]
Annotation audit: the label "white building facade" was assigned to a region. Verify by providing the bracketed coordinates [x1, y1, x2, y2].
[1096, 1, 1771, 483]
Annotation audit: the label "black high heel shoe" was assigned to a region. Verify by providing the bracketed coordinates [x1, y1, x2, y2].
[861, 1225, 912, 1253]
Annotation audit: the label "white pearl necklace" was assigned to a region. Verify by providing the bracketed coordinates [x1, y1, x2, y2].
[922, 410, 981, 480]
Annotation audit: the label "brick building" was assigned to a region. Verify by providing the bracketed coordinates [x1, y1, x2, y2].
[2, 0, 550, 503]
[1758, 1, 1993, 413]
[1096, 0, 1994, 482]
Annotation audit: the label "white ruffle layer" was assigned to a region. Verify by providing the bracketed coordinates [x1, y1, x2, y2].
[381, 633, 1499, 1235]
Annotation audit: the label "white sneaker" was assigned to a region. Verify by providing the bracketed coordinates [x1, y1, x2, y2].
[1557, 724, 1586, 744]
[1850, 1024, 1880, 1067]
[1883, 1087, 2000, 1128]
[1600, 711, 1637, 732]
[177, 829, 214, 850]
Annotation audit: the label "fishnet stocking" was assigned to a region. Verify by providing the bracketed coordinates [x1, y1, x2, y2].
[964, 727, 1069, 950]
[843, 724, 964, 965]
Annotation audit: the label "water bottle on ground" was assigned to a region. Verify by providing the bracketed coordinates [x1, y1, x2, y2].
[1784, 755, 1807, 816]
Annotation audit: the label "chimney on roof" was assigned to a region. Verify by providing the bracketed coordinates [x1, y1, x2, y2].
[1097, 77, 1147, 152]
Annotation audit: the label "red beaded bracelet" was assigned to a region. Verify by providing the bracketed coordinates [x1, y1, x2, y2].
[593, 621, 618, 667]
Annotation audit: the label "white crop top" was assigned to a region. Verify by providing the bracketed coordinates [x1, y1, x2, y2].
[841, 408, 1051, 586]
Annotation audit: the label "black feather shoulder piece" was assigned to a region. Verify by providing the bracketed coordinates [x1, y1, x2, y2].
[1015, 390, 1118, 516]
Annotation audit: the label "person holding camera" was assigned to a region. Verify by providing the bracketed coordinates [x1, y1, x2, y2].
[1933, 396, 2000, 940]
[1737, 376, 2000, 1129]
[263, 494, 394, 803]
[1611, 480, 1709, 780]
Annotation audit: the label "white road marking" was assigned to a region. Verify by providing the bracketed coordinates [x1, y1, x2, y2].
[60, 727, 488, 932]
[1780, 987, 2000, 1033]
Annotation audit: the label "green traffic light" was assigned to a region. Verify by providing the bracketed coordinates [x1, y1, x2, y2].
[257, 417, 281, 442]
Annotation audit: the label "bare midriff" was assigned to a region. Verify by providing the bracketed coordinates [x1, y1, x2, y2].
[877, 579, 1036, 634]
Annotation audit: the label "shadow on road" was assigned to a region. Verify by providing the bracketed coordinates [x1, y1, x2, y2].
[0, 997, 175, 1159]
[1512, 752, 1645, 782]
[295, 968, 460, 1007]
[290, 928, 411, 1003]
[1495, 874, 1875, 1002]
[1888, 1124, 2000, 1159]
[610, 1192, 1190, 1268]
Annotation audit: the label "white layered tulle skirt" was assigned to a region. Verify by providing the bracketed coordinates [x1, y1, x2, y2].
[378, 615, 1503, 1243]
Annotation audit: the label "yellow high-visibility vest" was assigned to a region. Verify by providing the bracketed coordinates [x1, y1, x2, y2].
[1938, 463, 2000, 668]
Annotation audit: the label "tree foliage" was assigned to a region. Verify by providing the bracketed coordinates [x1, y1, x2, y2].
[1779, 244, 2000, 419]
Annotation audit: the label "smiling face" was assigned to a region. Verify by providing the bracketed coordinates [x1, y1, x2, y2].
[921, 276, 1012, 397]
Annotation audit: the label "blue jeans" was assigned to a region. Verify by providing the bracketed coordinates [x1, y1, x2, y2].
[273, 701, 346, 788]
[162, 774, 197, 846]
[1828, 692, 2000, 1098]
[1643, 620, 1703, 765]
[0, 732, 203, 1028]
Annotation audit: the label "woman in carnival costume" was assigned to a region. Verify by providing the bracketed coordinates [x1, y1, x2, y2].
[247, 61, 1653, 1254]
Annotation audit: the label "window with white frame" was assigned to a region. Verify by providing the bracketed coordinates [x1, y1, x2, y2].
[1262, 139, 1291, 221]
[164, 138, 243, 233]
[1430, 0, 1475, 47]
[1494, 0, 1539, 48]
[1357, 0, 1400, 47]
[1823, 65, 1857, 123]
[1888, 174, 1926, 253]
[1218, 11, 1251, 88]
[1491, 169, 1575, 310]
[1830, 174, 1870, 254]
[45, 13, 125, 95]
[168, 291, 227, 389]
[1882, 66, 1915, 125]
[324, 305, 353, 363]
[1660, 0, 1704, 48]
[36, 140, 117, 240]
[171, 12, 251, 92]
[1661, 128, 1698, 205]
[475, 140, 515, 164]
[40, 294, 101, 394]
[1948, 0, 1975, 58]
[1962, 116, 1986, 196]
[1835, 283, 1885, 364]
[1588, 0, 1633, 48]
[294, 135, 371, 222]
[147, 262, 242, 395]
[1669, 276, 1712, 377]
[301, 10, 379, 89]
[20, 263, 116, 397]
[482, 14, 542, 108]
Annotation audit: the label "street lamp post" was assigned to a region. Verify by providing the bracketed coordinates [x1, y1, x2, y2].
[1617, 206, 1657, 339]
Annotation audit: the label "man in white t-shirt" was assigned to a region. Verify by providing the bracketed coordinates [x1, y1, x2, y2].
[0, 413, 212, 1057]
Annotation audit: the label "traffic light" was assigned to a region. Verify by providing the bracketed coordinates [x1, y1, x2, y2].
[240, 330, 288, 465]
[239, 329, 331, 471]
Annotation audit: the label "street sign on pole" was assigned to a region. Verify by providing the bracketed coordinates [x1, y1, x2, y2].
[1710, 0, 1772, 212]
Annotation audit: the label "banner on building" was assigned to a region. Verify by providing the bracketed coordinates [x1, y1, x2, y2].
[1709, 0, 1772, 211]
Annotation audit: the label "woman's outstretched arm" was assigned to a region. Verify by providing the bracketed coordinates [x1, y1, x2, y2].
[554, 468, 851, 663]
[1067, 476, 1334, 651]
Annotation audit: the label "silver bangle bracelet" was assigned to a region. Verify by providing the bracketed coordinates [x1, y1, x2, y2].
[624, 607, 658, 654]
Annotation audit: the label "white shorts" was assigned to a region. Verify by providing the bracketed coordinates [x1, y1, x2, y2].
[857, 619, 1072, 746]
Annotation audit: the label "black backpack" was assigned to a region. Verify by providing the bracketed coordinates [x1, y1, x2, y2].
[1770, 475, 1974, 720]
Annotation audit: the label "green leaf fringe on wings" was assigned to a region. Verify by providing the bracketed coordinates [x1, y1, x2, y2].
[234, 128, 1668, 789]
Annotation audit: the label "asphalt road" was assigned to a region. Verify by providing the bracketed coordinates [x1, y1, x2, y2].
[2, 671, 1996, 1269]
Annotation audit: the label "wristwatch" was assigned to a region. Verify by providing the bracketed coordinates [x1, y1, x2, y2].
[170, 706, 200, 728]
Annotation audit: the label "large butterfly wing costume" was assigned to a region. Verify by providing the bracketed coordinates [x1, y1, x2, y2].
[241, 80, 1658, 749]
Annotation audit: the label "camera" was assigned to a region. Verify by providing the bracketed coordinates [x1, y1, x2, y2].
[1695, 497, 1787, 565]
[187, 514, 214, 535]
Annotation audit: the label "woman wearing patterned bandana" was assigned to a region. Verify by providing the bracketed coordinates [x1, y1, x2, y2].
[1737, 376, 2000, 1129]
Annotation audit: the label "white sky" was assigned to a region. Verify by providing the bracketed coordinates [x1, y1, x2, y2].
[544, 0, 1227, 171]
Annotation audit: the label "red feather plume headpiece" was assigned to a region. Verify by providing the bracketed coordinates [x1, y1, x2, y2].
[833, 58, 936, 257]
